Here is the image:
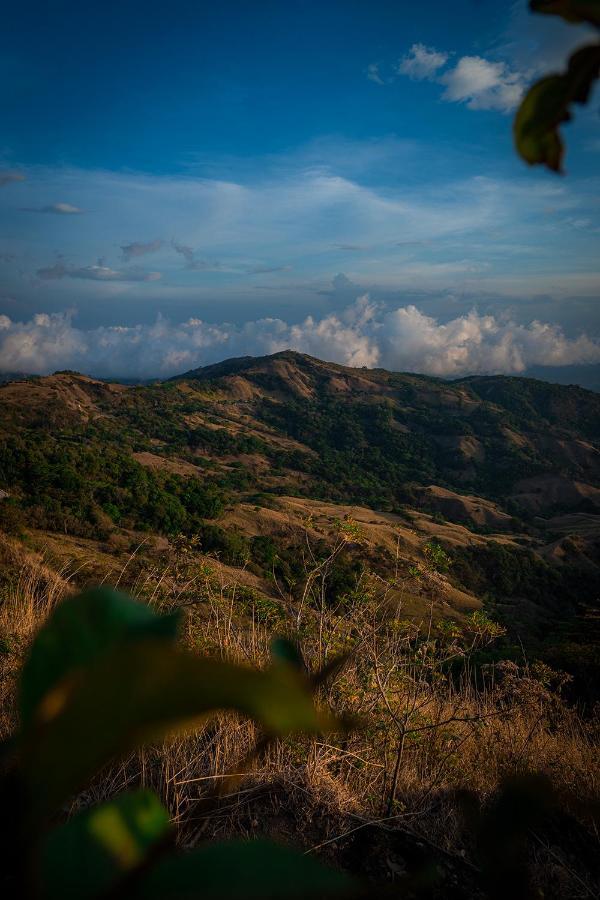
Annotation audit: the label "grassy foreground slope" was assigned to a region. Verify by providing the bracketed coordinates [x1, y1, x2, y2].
[1, 353, 599, 896]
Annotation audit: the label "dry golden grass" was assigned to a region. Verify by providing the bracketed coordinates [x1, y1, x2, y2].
[1, 528, 598, 897]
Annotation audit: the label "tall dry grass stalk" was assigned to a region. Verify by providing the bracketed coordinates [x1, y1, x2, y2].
[1, 528, 598, 896]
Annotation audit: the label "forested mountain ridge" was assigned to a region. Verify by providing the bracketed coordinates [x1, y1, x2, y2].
[1, 350, 599, 536]
[176, 350, 600, 503]
[1, 352, 599, 693]
[0, 352, 598, 520]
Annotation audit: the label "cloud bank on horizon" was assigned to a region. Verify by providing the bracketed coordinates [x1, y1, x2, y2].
[1, 297, 599, 381]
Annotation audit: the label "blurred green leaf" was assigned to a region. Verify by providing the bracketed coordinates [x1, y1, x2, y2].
[21, 639, 338, 820]
[137, 838, 355, 899]
[514, 44, 600, 171]
[271, 637, 305, 671]
[20, 588, 180, 726]
[530, 0, 600, 26]
[40, 790, 169, 900]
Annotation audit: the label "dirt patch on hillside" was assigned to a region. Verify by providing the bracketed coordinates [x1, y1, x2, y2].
[512, 476, 600, 513]
[416, 485, 513, 530]
[0, 372, 127, 428]
[535, 436, 600, 472]
[132, 451, 204, 477]
[434, 435, 485, 463]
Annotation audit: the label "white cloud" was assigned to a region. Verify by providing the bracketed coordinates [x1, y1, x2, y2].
[393, 41, 525, 113]
[379, 305, 600, 375]
[22, 202, 83, 214]
[1, 159, 597, 320]
[1, 299, 598, 380]
[36, 260, 161, 282]
[440, 56, 524, 112]
[397, 44, 449, 81]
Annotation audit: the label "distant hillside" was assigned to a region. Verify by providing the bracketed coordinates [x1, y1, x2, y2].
[175, 350, 600, 505]
[1, 350, 599, 689]
[2, 350, 599, 520]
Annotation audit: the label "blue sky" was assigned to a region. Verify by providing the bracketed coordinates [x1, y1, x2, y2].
[0, 0, 599, 378]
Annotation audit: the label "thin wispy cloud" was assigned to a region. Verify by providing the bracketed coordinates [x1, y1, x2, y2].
[248, 264, 292, 274]
[21, 202, 83, 214]
[1, 153, 598, 336]
[366, 62, 385, 85]
[36, 260, 161, 282]
[0, 171, 25, 188]
[121, 238, 163, 261]
[171, 240, 221, 271]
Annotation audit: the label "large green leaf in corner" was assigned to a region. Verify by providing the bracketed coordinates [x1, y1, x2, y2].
[514, 43, 600, 171]
[21, 639, 339, 820]
[20, 587, 180, 726]
[40, 790, 169, 900]
[137, 838, 355, 899]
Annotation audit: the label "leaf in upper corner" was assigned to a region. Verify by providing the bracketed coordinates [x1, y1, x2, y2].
[137, 838, 356, 899]
[19, 587, 180, 727]
[40, 790, 170, 900]
[514, 44, 600, 171]
[21, 639, 339, 820]
[530, 0, 600, 26]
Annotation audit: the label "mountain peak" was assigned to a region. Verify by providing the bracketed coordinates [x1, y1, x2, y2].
[174, 349, 335, 381]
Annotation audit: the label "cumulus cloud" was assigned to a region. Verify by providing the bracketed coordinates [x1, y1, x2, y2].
[394, 42, 525, 113]
[0, 171, 25, 188]
[1, 299, 598, 381]
[121, 238, 163, 261]
[397, 44, 449, 81]
[36, 259, 161, 282]
[440, 56, 524, 112]
[378, 305, 600, 375]
[22, 202, 83, 214]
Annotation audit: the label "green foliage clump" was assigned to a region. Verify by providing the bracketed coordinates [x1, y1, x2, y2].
[0, 433, 226, 537]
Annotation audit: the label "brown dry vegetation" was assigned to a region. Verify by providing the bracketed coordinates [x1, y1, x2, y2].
[1, 526, 598, 898]
[1, 355, 599, 894]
